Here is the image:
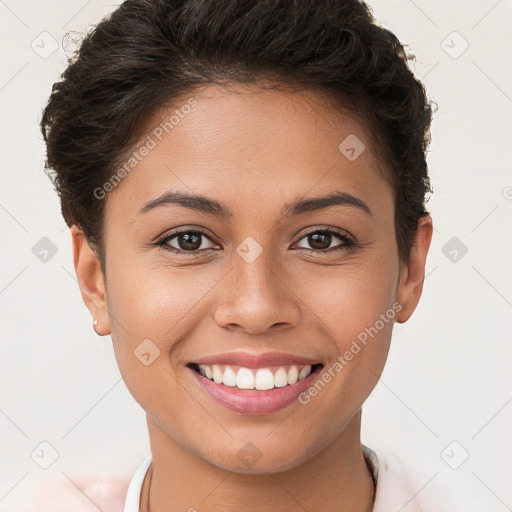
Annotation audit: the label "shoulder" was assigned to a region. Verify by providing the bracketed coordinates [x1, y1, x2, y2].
[10, 471, 131, 512]
[371, 446, 470, 512]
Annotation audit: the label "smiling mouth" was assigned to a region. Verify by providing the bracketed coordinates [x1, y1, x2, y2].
[187, 362, 324, 391]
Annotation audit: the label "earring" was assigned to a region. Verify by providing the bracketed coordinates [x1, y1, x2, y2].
[93, 318, 100, 335]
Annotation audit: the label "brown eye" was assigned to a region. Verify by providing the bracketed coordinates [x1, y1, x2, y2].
[295, 228, 353, 252]
[175, 231, 202, 251]
[308, 232, 332, 250]
[157, 229, 219, 253]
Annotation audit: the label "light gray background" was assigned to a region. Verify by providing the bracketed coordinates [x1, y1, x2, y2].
[1, 0, 511, 509]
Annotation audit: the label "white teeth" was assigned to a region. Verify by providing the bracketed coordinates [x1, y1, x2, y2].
[212, 365, 223, 383]
[255, 368, 275, 390]
[287, 366, 299, 385]
[236, 367, 255, 389]
[274, 368, 288, 388]
[298, 365, 312, 381]
[196, 363, 316, 390]
[223, 366, 237, 387]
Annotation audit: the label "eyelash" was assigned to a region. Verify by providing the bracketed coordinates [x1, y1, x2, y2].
[154, 227, 356, 255]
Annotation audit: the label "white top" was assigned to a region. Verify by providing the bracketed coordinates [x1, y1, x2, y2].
[123, 455, 153, 512]
[121, 446, 455, 512]
[19, 445, 467, 511]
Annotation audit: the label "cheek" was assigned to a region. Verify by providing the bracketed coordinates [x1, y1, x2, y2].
[104, 264, 197, 420]
[105, 256, 220, 363]
[303, 253, 398, 341]
[293, 245, 399, 403]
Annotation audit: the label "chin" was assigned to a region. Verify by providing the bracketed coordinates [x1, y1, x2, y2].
[203, 442, 314, 475]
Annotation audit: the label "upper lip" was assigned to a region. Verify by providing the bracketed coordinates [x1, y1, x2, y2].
[190, 351, 322, 368]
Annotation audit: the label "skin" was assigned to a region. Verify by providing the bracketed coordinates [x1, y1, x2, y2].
[71, 83, 432, 512]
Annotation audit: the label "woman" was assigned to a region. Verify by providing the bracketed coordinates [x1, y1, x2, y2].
[40, 0, 440, 510]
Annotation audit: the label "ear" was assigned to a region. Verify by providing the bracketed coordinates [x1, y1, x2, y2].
[395, 215, 433, 323]
[70, 225, 110, 335]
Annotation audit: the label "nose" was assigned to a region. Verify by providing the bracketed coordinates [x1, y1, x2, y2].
[213, 250, 301, 335]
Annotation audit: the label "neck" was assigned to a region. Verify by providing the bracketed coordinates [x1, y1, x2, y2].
[142, 411, 374, 512]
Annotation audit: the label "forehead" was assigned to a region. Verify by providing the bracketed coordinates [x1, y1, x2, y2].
[105, 83, 393, 221]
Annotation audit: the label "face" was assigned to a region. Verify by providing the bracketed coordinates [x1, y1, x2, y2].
[73, 83, 432, 474]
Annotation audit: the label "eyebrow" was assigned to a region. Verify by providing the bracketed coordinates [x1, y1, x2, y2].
[137, 190, 372, 218]
[283, 190, 372, 217]
[138, 191, 231, 218]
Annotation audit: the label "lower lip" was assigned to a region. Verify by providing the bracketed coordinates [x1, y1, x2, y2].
[187, 365, 322, 415]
